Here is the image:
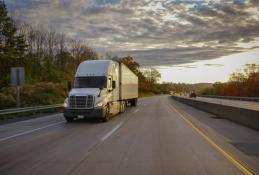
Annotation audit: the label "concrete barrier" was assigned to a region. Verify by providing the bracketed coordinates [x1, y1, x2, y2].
[172, 96, 259, 130]
[199, 95, 259, 102]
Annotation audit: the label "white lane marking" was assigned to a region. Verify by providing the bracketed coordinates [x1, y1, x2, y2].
[68, 121, 125, 175]
[0, 121, 65, 142]
[101, 122, 123, 142]
[133, 109, 139, 113]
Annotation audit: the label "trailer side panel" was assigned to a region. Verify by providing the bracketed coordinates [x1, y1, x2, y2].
[119, 63, 138, 100]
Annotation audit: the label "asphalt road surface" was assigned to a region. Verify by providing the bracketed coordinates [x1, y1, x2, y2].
[0, 95, 258, 175]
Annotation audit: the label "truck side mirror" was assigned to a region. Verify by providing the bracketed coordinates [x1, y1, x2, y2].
[98, 87, 103, 97]
[112, 80, 116, 89]
[67, 81, 72, 91]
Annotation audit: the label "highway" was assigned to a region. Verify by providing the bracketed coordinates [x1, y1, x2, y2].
[0, 95, 258, 175]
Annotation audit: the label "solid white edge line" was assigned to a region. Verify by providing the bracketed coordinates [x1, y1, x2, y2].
[0, 121, 65, 142]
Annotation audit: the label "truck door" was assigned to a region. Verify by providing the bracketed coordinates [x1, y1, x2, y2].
[107, 76, 115, 113]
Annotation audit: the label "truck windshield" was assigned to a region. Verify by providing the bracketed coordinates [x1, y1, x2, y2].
[74, 76, 107, 88]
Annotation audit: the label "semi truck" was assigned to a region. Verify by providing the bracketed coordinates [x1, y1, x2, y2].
[63, 60, 138, 122]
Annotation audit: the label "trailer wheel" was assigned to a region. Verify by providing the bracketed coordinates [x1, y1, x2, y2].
[103, 105, 110, 122]
[123, 101, 126, 112]
[131, 98, 138, 106]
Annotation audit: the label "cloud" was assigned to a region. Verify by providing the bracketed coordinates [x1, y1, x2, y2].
[115, 46, 246, 66]
[204, 64, 224, 67]
[5, 0, 259, 66]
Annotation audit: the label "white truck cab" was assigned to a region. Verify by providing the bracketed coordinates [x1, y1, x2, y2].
[63, 60, 138, 122]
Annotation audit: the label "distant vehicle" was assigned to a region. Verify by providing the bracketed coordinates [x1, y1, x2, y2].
[63, 60, 138, 122]
[189, 92, 197, 98]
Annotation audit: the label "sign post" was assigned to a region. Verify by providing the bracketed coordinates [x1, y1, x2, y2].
[11, 67, 25, 108]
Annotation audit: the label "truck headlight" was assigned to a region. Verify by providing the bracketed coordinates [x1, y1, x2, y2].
[63, 98, 69, 108]
[96, 101, 103, 107]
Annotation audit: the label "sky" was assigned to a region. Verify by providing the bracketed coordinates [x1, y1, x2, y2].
[5, 0, 259, 83]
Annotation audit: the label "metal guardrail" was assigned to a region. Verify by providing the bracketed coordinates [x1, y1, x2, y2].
[200, 95, 259, 102]
[0, 104, 63, 115]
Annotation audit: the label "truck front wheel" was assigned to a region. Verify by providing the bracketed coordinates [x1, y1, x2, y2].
[131, 98, 138, 106]
[102, 105, 110, 122]
[120, 101, 126, 113]
[65, 117, 74, 122]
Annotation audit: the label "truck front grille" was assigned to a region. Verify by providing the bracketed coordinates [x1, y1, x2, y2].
[69, 95, 94, 109]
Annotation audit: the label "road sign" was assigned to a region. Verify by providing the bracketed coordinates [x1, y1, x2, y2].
[10, 67, 25, 108]
[11, 67, 25, 86]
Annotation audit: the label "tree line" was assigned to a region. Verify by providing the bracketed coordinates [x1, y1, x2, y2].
[1, 0, 100, 87]
[0, 0, 161, 88]
[201, 64, 259, 97]
[168, 64, 259, 97]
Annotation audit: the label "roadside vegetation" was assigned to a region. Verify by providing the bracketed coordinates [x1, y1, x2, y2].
[169, 83, 212, 95]
[200, 64, 259, 97]
[169, 64, 259, 97]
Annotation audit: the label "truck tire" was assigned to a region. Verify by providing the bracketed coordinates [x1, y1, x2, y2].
[120, 101, 126, 113]
[103, 105, 110, 122]
[131, 98, 138, 106]
[65, 117, 74, 122]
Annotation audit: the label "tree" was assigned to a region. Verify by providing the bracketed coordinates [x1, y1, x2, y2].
[116, 56, 140, 75]
[0, 1, 27, 88]
[142, 67, 161, 84]
[200, 64, 259, 97]
[70, 40, 98, 73]
[55, 51, 74, 81]
[114, 55, 147, 81]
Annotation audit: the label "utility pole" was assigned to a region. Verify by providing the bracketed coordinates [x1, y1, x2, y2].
[16, 86, 20, 108]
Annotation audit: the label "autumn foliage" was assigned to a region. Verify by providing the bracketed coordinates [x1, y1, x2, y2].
[201, 64, 259, 97]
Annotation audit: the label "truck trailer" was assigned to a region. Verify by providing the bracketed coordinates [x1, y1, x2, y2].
[63, 60, 138, 122]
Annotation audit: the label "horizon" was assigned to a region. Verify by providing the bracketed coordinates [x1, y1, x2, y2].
[158, 48, 259, 83]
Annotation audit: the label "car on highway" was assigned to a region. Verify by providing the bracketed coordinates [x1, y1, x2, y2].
[189, 92, 197, 98]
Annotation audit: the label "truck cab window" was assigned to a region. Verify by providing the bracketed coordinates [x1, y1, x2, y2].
[74, 76, 107, 88]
